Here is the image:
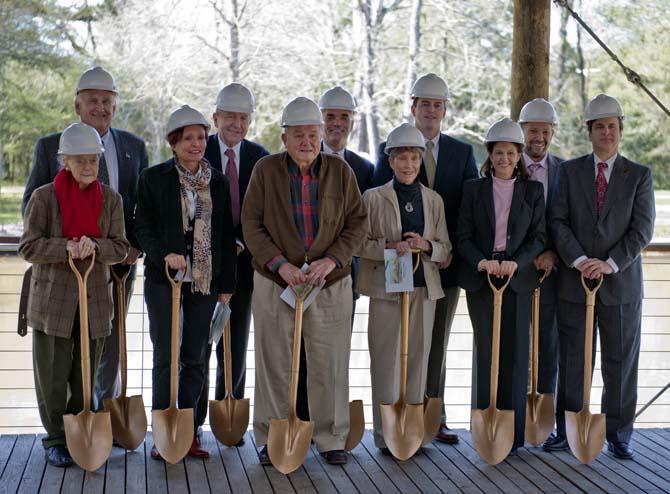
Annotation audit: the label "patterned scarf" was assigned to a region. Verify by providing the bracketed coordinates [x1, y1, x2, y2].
[175, 158, 213, 294]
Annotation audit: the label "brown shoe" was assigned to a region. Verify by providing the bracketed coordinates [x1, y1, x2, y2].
[320, 449, 348, 464]
[150, 445, 162, 460]
[188, 437, 210, 458]
[435, 424, 459, 444]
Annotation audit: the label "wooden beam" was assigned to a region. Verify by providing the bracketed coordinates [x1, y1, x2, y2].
[510, 0, 551, 120]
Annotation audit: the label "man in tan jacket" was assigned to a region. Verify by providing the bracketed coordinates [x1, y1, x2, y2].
[242, 97, 367, 466]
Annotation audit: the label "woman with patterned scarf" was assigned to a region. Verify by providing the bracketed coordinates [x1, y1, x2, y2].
[135, 105, 237, 459]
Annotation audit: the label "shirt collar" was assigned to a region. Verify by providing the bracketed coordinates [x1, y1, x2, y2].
[287, 155, 320, 177]
[523, 152, 547, 168]
[425, 133, 440, 147]
[593, 152, 618, 168]
[322, 141, 345, 158]
[217, 134, 242, 157]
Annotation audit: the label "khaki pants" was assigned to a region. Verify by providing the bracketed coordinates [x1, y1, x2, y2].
[368, 288, 435, 448]
[252, 274, 353, 452]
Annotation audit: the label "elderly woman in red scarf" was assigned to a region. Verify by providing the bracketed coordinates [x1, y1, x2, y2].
[19, 122, 129, 468]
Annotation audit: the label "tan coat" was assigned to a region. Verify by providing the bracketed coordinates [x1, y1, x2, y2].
[19, 183, 129, 339]
[356, 181, 451, 301]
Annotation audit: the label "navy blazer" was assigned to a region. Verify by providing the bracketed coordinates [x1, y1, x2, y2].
[22, 128, 149, 248]
[457, 177, 547, 294]
[373, 132, 478, 287]
[320, 144, 374, 194]
[549, 154, 655, 305]
[204, 135, 269, 292]
[134, 158, 237, 294]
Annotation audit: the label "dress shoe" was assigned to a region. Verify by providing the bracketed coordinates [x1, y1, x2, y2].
[188, 437, 210, 458]
[434, 424, 459, 444]
[543, 433, 569, 451]
[607, 441, 634, 460]
[45, 445, 73, 468]
[379, 447, 393, 457]
[258, 445, 271, 465]
[320, 450, 348, 464]
[150, 445, 162, 460]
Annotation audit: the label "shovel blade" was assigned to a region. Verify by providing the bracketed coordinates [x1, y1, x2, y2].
[524, 392, 555, 446]
[64, 410, 113, 471]
[209, 397, 250, 446]
[267, 417, 315, 474]
[422, 396, 442, 446]
[471, 407, 514, 465]
[151, 407, 194, 464]
[344, 400, 365, 451]
[380, 402, 424, 461]
[103, 395, 147, 451]
[565, 409, 606, 463]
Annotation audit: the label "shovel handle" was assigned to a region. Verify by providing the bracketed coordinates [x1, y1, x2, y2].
[111, 265, 131, 397]
[68, 251, 96, 413]
[165, 262, 183, 408]
[486, 273, 510, 409]
[288, 296, 305, 421]
[580, 275, 603, 410]
[397, 249, 422, 402]
[529, 268, 551, 394]
[223, 320, 234, 398]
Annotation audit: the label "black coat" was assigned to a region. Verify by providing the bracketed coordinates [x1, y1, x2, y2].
[457, 177, 546, 293]
[134, 158, 237, 294]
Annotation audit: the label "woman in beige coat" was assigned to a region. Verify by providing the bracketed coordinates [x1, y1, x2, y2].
[357, 124, 452, 454]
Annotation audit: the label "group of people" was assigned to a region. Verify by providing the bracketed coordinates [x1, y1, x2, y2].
[18, 66, 654, 470]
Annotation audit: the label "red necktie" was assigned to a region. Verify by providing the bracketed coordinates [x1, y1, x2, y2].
[225, 148, 240, 225]
[596, 162, 608, 216]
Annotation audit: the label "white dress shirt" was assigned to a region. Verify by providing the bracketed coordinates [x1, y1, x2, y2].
[218, 135, 242, 175]
[523, 152, 548, 202]
[322, 142, 345, 159]
[100, 131, 119, 192]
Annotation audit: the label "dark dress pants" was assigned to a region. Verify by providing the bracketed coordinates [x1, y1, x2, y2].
[537, 282, 558, 396]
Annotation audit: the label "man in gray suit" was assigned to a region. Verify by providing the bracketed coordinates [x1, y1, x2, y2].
[22, 67, 149, 410]
[549, 94, 655, 459]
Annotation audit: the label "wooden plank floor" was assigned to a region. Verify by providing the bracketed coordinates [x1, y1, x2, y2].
[1, 429, 669, 493]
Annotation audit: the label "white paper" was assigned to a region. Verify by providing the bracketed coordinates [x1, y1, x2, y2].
[209, 302, 232, 345]
[280, 263, 325, 310]
[384, 249, 414, 293]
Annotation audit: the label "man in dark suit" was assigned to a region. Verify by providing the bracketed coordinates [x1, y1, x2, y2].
[373, 73, 477, 443]
[21, 66, 148, 410]
[196, 83, 268, 443]
[517, 98, 565, 449]
[549, 94, 655, 459]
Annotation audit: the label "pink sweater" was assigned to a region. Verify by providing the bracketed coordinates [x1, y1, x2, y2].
[492, 175, 516, 252]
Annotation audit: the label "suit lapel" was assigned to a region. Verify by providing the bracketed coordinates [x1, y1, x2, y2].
[207, 135, 223, 173]
[420, 184, 434, 239]
[599, 155, 628, 222]
[546, 154, 557, 206]
[577, 155, 598, 220]
[110, 129, 126, 195]
[238, 140, 253, 198]
[434, 133, 450, 192]
[507, 180, 525, 243]
[379, 181, 403, 239]
[482, 178, 495, 230]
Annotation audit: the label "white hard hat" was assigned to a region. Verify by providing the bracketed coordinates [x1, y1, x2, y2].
[165, 105, 210, 139]
[410, 73, 449, 100]
[584, 93, 625, 122]
[518, 98, 558, 125]
[384, 123, 426, 155]
[485, 118, 525, 146]
[76, 66, 118, 94]
[215, 83, 255, 113]
[281, 97, 323, 127]
[58, 123, 105, 155]
[319, 86, 356, 111]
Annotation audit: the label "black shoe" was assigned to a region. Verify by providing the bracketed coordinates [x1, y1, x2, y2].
[435, 424, 460, 444]
[258, 445, 271, 465]
[235, 436, 245, 447]
[320, 449, 347, 464]
[46, 445, 73, 468]
[543, 433, 569, 451]
[379, 447, 393, 457]
[607, 441, 634, 460]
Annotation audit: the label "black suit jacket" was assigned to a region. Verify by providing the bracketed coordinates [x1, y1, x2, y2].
[549, 154, 655, 305]
[134, 158, 237, 294]
[457, 177, 547, 293]
[320, 144, 375, 195]
[373, 132, 478, 287]
[204, 135, 269, 292]
[22, 128, 149, 248]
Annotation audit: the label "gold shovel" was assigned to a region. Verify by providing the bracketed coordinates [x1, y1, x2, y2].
[268, 292, 315, 474]
[566, 275, 605, 463]
[471, 273, 514, 465]
[64, 252, 113, 471]
[103, 264, 147, 450]
[209, 320, 250, 446]
[151, 263, 194, 464]
[525, 268, 554, 446]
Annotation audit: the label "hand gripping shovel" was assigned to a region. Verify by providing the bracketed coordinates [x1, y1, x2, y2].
[210, 320, 250, 446]
[525, 268, 554, 446]
[471, 274, 514, 465]
[151, 264, 194, 464]
[64, 252, 113, 471]
[103, 264, 147, 450]
[268, 292, 315, 474]
[381, 250, 425, 460]
[566, 275, 605, 463]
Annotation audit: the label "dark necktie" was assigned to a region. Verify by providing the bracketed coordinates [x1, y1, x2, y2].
[98, 152, 110, 186]
[225, 149, 240, 225]
[596, 162, 608, 215]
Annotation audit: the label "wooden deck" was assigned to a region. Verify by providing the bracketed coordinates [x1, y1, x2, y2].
[1, 429, 669, 493]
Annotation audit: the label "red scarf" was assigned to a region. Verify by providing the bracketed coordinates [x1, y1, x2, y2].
[54, 169, 103, 239]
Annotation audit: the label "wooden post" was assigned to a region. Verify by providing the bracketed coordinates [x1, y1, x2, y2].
[510, 0, 551, 120]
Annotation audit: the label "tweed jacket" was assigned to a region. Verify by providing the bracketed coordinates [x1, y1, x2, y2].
[356, 181, 452, 301]
[242, 151, 368, 289]
[19, 183, 130, 339]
